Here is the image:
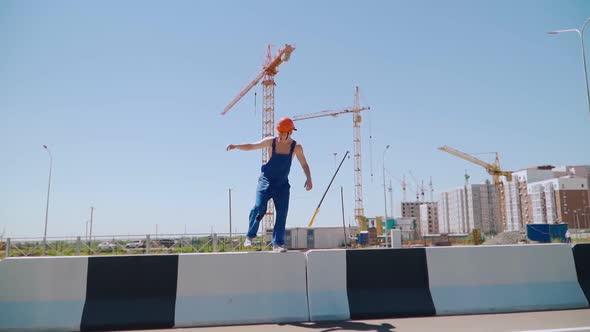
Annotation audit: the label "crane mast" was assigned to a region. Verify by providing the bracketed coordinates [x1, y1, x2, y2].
[292, 87, 370, 227]
[222, 44, 295, 230]
[261, 46, 277, 228]
[352, 87, 365, 226]
[402, 174, 407, 202]
[408, 171, 421, 202]
[429, 176, 434, 202]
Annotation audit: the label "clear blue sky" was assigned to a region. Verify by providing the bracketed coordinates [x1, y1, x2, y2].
[1, 0, 589, 238]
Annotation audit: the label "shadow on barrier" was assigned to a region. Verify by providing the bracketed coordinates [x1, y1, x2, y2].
[281, 321, 396, 332]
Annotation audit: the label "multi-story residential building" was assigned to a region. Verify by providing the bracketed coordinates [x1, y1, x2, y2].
[528, 177, 589, 228]
[503, 165, 590, 230]
[419, 202, 439, 235]
[504, 166, 556, 231]
[401, 201, 422, 221]
[438, 165, 590, 235]
[438, 182, 496, 234]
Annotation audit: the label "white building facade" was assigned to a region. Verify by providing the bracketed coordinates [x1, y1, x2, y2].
[419, 202, 439, 236]
[503, 166, 590, 229]
[438, 182, 496, 234]
[527, 177, 589, 227]
[502, 168, 555, 231]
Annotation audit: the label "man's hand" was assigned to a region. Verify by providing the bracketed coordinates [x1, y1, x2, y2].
[304, 178, 313, 191]
[226, 144, 236, 151]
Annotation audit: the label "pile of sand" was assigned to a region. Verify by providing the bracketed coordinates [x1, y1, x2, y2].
[483, 231, 525, 245]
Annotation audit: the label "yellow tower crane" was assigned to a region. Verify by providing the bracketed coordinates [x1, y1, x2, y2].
[292, 87, 370, 228]
[438, 145, 513, 233]
[222, 44, 295, 230]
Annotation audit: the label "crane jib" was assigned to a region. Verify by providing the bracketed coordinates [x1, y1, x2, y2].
[221, 44, 295, 116]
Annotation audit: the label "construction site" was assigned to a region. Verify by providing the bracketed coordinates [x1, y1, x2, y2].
[4, 42, 589, 257]
[3, 3, 590, 332]
[217, 43, 590, 250]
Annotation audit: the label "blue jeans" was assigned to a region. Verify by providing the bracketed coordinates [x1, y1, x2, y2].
[247, 177, 290, 246]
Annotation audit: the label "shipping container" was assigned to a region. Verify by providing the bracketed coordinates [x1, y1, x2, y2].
[286, 226, 355, 249]
[526, 223, 568, 243]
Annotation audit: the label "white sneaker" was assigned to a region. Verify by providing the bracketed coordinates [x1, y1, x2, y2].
[244, 237, 253, 247]
[272, 245, 287, 252]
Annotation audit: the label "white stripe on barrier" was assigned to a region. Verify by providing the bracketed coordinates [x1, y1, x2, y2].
[426, 244, 588, 315]
[174, 252, 308, 327]
[305, 250, 350, 321]
[0, 256, 88, 331]
[514, 326, 590, 332]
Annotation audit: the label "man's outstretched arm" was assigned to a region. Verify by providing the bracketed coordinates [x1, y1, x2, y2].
[227, 137, 273, 151]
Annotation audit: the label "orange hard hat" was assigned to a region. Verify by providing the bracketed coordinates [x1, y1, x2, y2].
[276, 117, 297, 133]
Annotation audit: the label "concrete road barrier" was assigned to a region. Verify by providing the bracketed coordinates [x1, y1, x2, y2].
[0, 257, 88, 331]
[345, 248, 436, 319]
[174, 251, 308, 327]
[426, 244, 588, 315]
[573, 243, 590, 303]
[80, 255, 178, 331]
[306, 248, 436, 321]
[305, 250, 350, 321]
[2, 244, 589, 331]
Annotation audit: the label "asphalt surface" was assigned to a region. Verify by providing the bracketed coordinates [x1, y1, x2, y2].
[129, 309, 590, 332]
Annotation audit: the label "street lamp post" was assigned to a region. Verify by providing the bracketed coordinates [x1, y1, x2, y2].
[228, 188, 232, 241]
[548, 17, 590, 118]
[382, 145, 390, 222]
[42, 145, 52, 256]
[574, 209, 583, 240]
[582, 206, 590, 230]
[89, 206, 94, 244]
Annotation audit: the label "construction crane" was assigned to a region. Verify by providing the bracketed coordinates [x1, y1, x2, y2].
[408, 171, 422, 202]
[383, 169, 409, 204]
[438, 145, 513, 232]
[429, 176, 434, 202]
[222, 44, 295, 230]
[292, 87, 370, 227]
[388, 179, 394, 217]
[389, 173, 409, 202]
[383, 170, 411, 217]
[420, 180, 426, 202]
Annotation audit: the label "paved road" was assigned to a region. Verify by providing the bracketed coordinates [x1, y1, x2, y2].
[129, 309, 590, 332]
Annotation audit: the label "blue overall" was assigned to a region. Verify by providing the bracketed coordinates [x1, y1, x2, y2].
[247, 138, 296, 246]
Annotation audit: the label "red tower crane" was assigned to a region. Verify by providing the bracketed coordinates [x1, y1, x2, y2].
[222, 44, 295, 230]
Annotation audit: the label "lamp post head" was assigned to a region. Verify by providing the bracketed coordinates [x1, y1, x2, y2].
[43, 145, 48, 149]
[547, 29, 581, 35]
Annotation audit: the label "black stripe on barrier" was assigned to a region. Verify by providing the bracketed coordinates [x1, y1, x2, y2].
[346, 248, 436, 319]
[573, 243, 590, 305]
[81, 255, 178, 331]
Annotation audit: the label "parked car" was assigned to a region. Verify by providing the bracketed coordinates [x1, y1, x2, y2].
[158, 239, 176, 248]
[125, 240, 145, 249]
[98, 242, 117, 251]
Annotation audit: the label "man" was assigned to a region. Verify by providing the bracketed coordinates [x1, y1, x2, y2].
[226, 117, 312, 252]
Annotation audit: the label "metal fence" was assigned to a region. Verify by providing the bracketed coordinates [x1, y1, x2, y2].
[1, 233, 274, 258]
[3, 230, 590, 258]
